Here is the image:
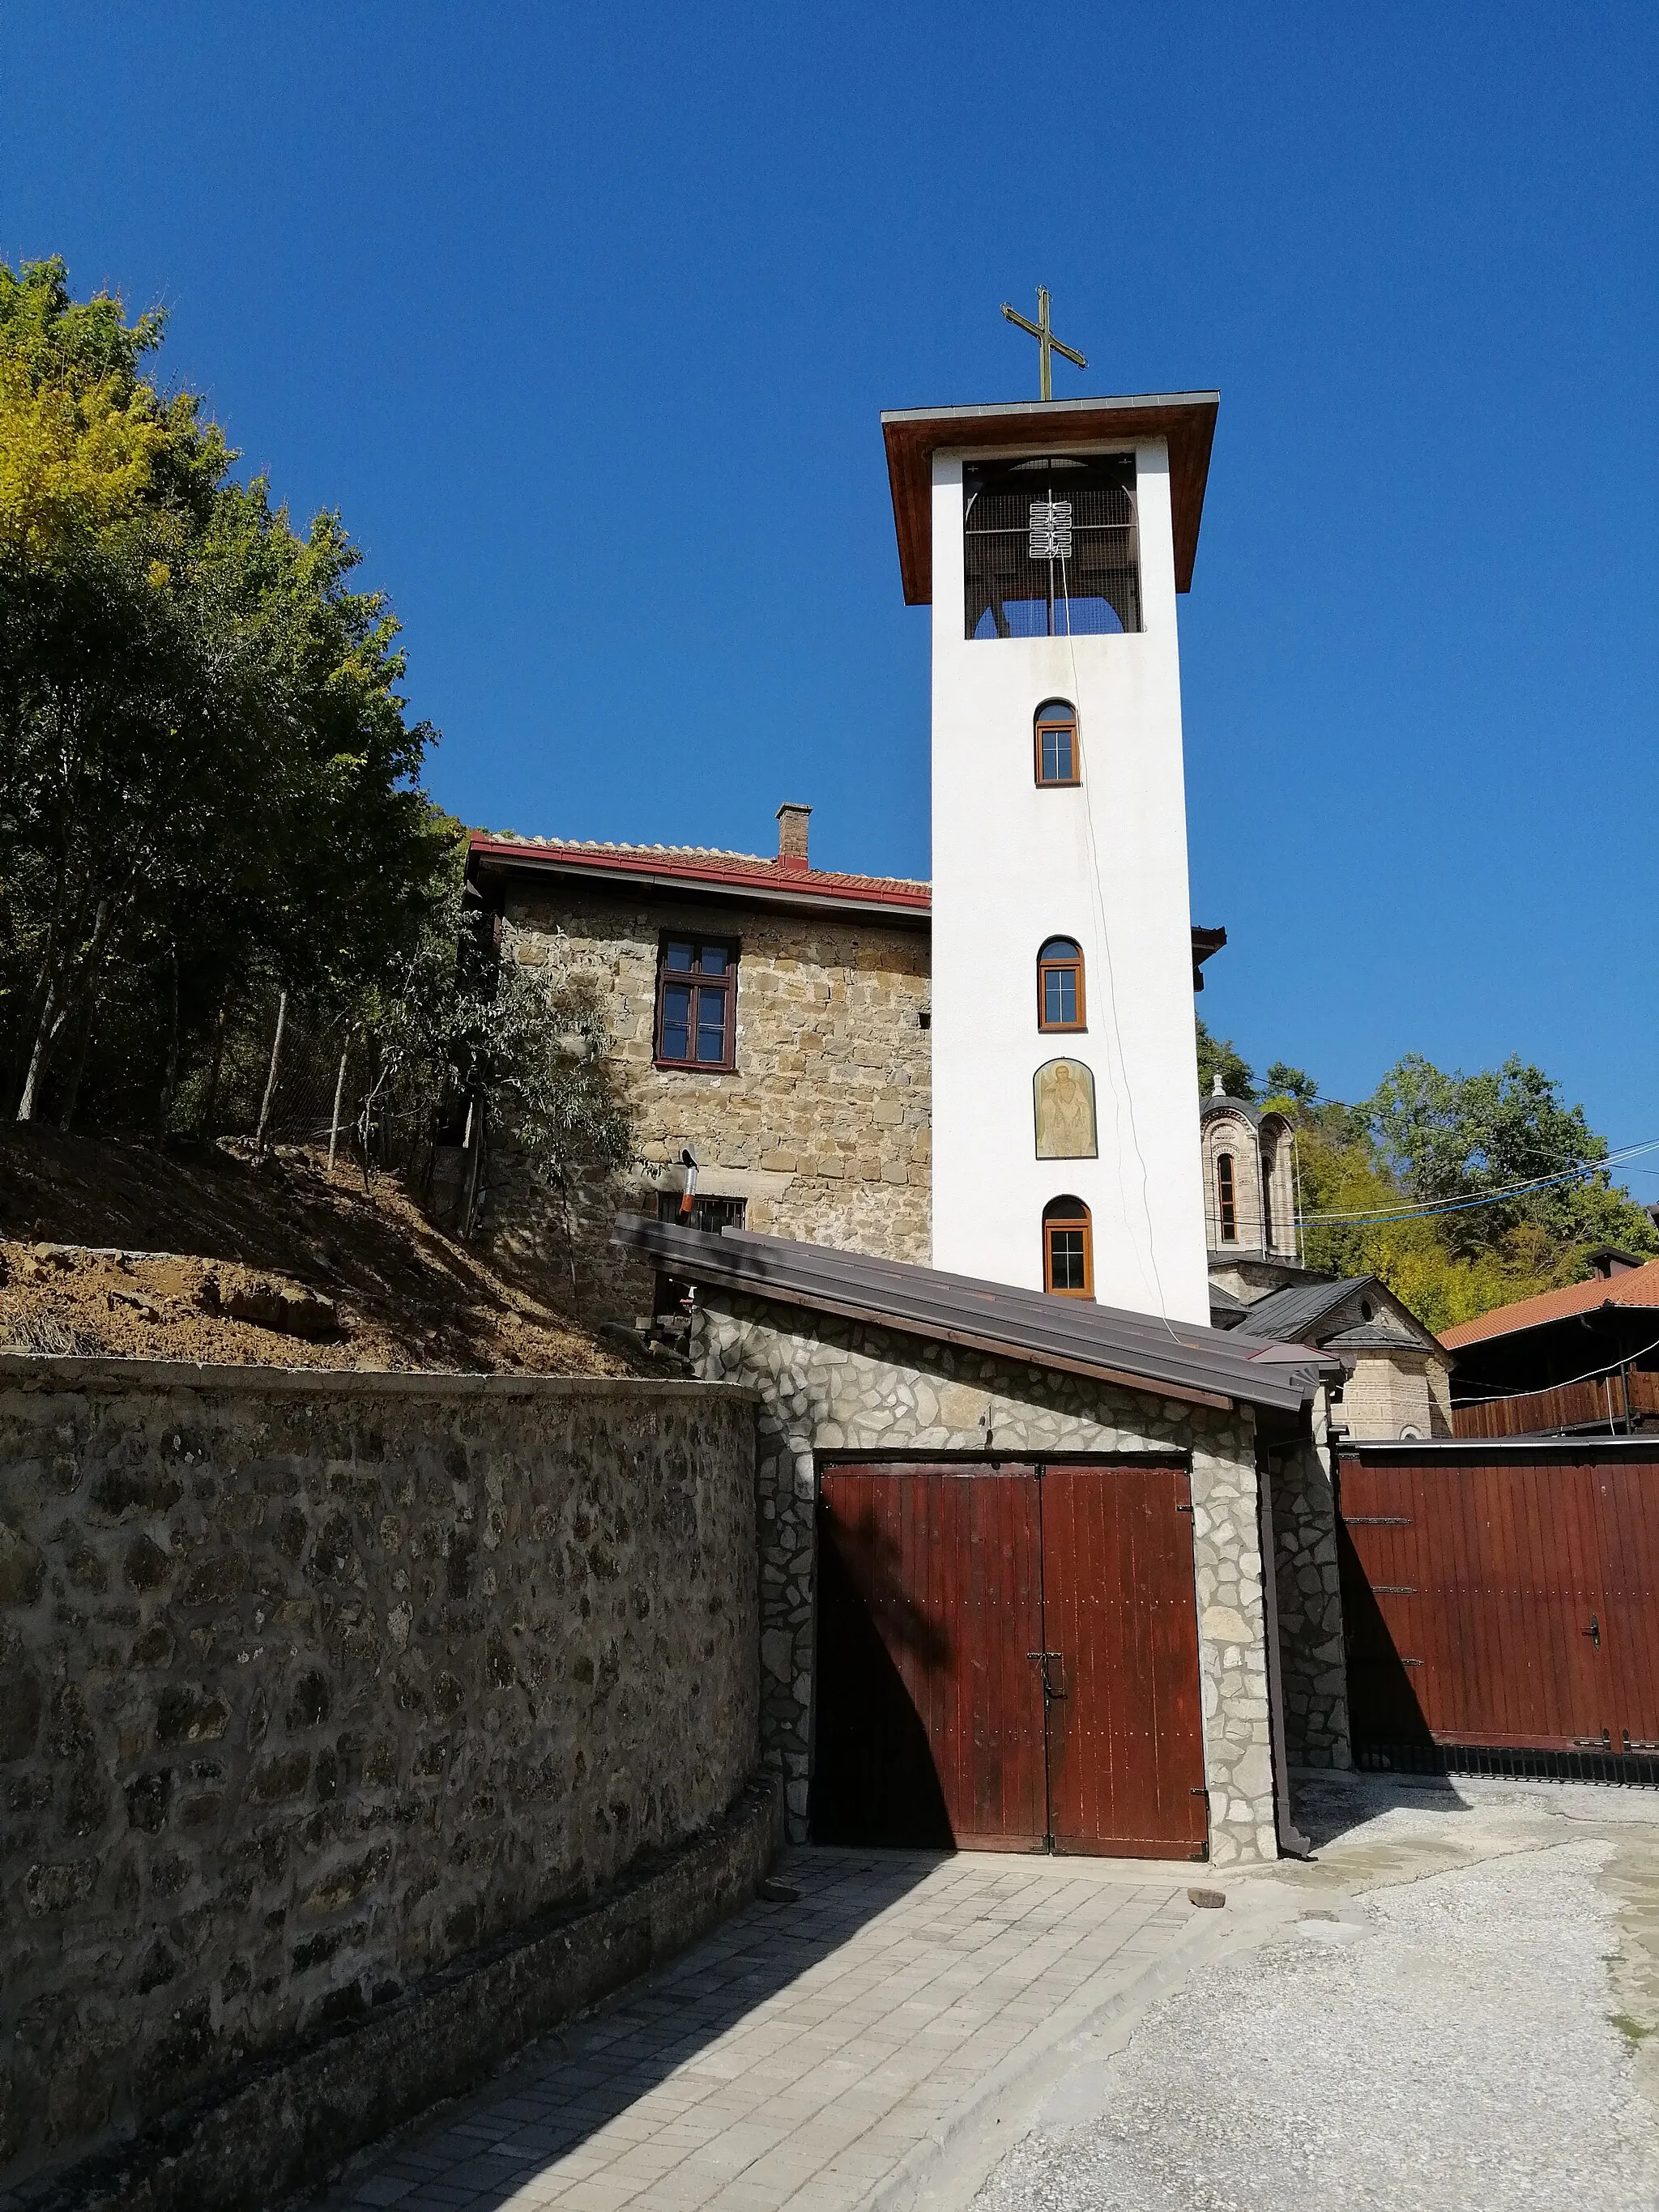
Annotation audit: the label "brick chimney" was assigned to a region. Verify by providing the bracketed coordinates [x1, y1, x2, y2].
[775, 802, 812, 873]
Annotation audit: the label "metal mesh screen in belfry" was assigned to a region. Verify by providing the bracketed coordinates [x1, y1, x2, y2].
[963, 454, 1141, 640]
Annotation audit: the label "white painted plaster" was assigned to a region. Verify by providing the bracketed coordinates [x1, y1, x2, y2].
[928, 440, 1210, 1322]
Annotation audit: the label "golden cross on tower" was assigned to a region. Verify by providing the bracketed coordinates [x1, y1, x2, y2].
[1000, 287, 1087, 402]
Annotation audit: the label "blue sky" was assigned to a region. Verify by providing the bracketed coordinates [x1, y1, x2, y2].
[4, 4, 1656, 1165]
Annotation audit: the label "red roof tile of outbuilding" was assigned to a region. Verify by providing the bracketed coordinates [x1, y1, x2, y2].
[1439, 1257, 1659, 1349]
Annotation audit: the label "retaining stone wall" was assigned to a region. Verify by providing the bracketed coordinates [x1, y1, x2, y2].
[0, 1359, 760, 2201]
[693, 1292, 1282, 1869]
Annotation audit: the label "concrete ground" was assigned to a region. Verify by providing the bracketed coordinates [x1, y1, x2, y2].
[966, 1772, 1659, 2212]
[307, 1774, 1659, 2212]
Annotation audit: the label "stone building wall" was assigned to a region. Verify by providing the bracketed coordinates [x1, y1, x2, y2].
[0, 1358, 760, 2199]
[1340, 1349, 1452, 1441]
[1265, 1438, 1351, 1767]
[692, 1291, 1283, 1869]
[491, 884, 931, 1327]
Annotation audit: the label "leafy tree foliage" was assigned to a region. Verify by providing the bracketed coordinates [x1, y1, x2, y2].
[0, 258, 442, 1125]
[1194, 1016, 1254, 1102]
[0, 256, 635, 1222]
[1196, 1016, 1656, 1332]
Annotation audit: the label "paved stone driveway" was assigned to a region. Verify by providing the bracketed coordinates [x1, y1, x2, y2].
[309, 1848, 1207, 2212]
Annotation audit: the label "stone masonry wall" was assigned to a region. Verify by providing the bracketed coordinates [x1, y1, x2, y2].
[0, 1359, 759, 2199]
[693, 1292, 1282, 1869]
[491, 884, 931, 1326]
[1265, 1437, 1351, 1767]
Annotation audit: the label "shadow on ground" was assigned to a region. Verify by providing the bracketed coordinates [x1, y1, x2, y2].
[1290, 1767, 1470, 1851]
[307, 1848, 945, 2211]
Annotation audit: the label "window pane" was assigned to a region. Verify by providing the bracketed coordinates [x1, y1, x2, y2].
[1049, 1229, 1085, 1289]
[1045, 970, 1076, 1025]
[1054, 731, 1073, 778]
[695, 987, 728, 1063]
[660, 984, 691, 1060]
[665, 940, 695, 973]
[1040, 937, 1080, 961]
[698, 944, 729, 975]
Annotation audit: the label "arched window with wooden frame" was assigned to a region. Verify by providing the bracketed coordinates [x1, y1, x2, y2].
[1037, 937, 1085, 1031]
[1216, 1153, 1238, 1243]
[1260, 1145, 1276, 1251]
[1034, 699, 1079, 786]
[1043, 1196, 1093, 1298]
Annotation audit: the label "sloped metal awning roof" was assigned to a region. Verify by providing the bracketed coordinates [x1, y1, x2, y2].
[613, 1215, 1330, 1414]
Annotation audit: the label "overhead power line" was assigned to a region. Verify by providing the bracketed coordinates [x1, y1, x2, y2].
[1294, 1137, 1659, 1230]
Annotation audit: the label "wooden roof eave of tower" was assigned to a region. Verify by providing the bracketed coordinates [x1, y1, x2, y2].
[880, 391, 1221, 606]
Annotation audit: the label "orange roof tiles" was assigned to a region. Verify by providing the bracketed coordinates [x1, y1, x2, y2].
[469, 832, 929, 910]
[1439, 1257, 1659, 1349]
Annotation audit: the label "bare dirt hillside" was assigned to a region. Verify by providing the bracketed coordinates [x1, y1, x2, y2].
[0, 1126, 637, 1376]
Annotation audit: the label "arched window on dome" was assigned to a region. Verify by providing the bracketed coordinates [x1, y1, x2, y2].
[1216, 1153, 1238, 1244]
[1034, 699, 1079, 786]
[1260, 1146, 1275, 1250]
[1043, 1196, 1093, 1298]
[1037, 938, 1085, 1031]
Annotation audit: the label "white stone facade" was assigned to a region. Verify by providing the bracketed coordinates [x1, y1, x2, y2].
[928, 442, 1211, 1323]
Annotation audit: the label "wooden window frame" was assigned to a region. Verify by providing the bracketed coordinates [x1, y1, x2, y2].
[1042, 1196, 1094, 1298]
[1034, 701, 1080, 788]
[1037, 938, 1086, 1033]
[654, 935, 739, 1072]
[1216, 1152, 1237, 1243]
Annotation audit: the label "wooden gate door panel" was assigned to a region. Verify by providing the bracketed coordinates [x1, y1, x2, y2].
[1593, 1463, 1659, 1751]
[1039, 1464, 1208, 1859]
[813, 1467, 1047, 1850]
[1341, 1457, 1612, 1752]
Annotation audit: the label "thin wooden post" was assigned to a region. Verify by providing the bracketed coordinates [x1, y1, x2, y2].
[327, 1028, 354, 1174]
[255, 991, 288, 1149]
[157, 946, 180, 1140]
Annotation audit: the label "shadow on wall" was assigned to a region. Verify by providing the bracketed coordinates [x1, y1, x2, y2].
[810, 1510, 953, 1848]
[314, 1849, 945, 2212]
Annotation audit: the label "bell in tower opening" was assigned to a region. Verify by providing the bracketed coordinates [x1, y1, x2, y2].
[962, 453, 1141, 640]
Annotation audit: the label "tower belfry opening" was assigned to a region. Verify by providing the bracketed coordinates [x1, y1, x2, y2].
[963, 454, 1141, 639]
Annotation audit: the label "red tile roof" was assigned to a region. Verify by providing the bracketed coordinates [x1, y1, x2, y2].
[1439, 1257, 1659, 1349]
[468, 832, 931, 913]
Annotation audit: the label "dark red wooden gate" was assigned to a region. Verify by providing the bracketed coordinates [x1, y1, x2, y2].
[1340, 1445, 1659, 1755]
[812, 1460, 1206, 1857]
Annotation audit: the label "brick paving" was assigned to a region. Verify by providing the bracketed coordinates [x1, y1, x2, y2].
[309, 1848, 1200, 2212]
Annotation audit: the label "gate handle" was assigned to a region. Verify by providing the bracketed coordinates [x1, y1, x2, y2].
[1026, 1650, 1068, 1700]
[1583, 1613, 1601, 1649]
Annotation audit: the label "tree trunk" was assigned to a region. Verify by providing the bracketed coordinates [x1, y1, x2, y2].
[461, 1093, 486, 1238]
[198, 988, 232, 1137]
[15, 976, 67, 1121]
[254, 991, 288, 1149]
[19, 897, 111, 1124]
[327, 1029, 355, 1174]
[157, 946, 181, 1140]
[58, 982, 103, 1133]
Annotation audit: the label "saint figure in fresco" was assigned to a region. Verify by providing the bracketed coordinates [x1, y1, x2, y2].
[1034, 1059, 1097, 1159]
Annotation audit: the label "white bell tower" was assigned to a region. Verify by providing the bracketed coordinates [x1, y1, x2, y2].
[881, 381, 1219, 1323]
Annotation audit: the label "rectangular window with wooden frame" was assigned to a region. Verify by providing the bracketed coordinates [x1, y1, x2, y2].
[1043, 1196, 1094, 1298]
[1034, 700, 1080, 787]
[1037, 937, 1085, 1032]
[655, 936, 737, 1071]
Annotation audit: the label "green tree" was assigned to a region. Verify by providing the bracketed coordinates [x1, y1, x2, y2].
[0, 257, 443, 1123]
[1366, 1053, 1655, 1260]
[1195, 1016, 1253, 1101]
